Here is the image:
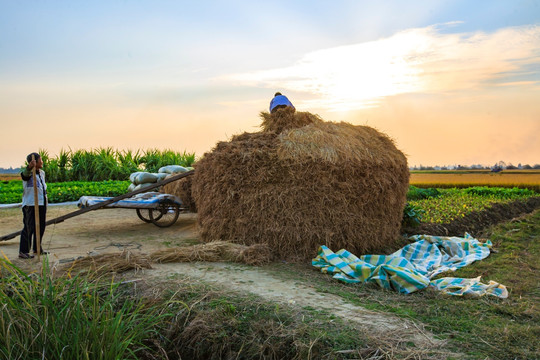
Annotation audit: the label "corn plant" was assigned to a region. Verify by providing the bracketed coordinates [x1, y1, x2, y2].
[37, 148, 196, 182]
[117, 149, 143, 179]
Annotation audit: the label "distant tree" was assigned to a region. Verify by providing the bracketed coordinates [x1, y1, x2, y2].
[523, 164, 532, 169]
[506, 163, 517, 170]
[533, 164, 540, 169]
[0, 167, 20, 174]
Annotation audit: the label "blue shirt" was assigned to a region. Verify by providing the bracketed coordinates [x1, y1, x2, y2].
[269, 95, 295, 112]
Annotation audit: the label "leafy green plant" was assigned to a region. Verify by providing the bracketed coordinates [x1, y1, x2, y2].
[408, 187, 538, 224]
[406, 186, 441, 200]
[0, 180, 130, 204]
[402, 202, 425, 227]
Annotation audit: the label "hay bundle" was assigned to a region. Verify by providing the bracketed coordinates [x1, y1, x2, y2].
[149, 241, 272, 266]
[192, 108, 409, 260]
[58, 251, 152, 277]
[57, 242, 271, 276]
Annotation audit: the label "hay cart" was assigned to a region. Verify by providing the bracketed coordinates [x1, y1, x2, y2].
[0, 170, 194, 242]
[77, 192, 185, 228]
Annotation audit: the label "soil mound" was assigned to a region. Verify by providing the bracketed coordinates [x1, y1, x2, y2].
[191, 108, 409, 260]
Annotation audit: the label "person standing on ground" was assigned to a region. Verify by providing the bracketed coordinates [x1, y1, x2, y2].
[19, 152, 48, 259]
[269, 92, 295, 113]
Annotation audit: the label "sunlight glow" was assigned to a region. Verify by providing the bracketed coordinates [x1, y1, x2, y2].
[222, 24, 540, 112]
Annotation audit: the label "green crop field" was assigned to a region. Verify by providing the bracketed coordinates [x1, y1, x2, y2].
[0, 180, 130, 204]
[407, 186, 537, 224]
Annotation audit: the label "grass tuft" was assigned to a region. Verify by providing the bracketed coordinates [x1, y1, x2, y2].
[0, 259, 171, 359]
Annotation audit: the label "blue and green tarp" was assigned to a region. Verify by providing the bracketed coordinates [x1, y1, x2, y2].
[312, 233, 508, 298]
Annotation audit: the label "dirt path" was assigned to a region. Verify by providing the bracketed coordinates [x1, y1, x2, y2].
[148, 262, 444, 350]
[0, 204, 198, 262]
[0, 204, 447, 353]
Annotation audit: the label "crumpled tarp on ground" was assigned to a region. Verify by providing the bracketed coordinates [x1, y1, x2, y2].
[312, 234, 508, 298]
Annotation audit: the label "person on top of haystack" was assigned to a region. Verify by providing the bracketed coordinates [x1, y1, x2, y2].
[19, 152, 49, 259]
[269, 92, 295, 113]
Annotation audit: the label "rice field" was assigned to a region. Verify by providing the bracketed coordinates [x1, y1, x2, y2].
[410, 169, 540, 191]
[0, 174, 18, 181]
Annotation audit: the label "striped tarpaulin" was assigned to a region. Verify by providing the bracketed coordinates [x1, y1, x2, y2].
[312, 233, 508, 298]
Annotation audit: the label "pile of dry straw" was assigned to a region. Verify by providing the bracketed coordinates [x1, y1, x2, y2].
[57, 241, 271, 276]
[187, 108, 409, 260]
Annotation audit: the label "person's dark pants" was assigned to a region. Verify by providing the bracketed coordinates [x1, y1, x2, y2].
[19, 205, 46, 254]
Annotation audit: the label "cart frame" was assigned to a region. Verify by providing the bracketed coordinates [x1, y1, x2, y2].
[77, 192, 186, 228]
[0, 170, 194, 241]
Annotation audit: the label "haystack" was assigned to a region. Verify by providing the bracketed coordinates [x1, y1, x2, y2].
[162, 174, 197, 212]
[191, 107, 409, 260]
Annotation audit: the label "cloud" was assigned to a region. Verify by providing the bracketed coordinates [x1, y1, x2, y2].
[220, 24, 540, 111]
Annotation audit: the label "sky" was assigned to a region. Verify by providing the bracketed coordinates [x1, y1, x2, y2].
[1, 0, 539, 169]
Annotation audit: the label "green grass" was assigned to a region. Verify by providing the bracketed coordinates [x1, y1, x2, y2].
[1, 187, 538, 358]
[148, 281, 397, 359]
[265, 209, 540, 359]
[0, 259, 439, 359]
[0, 260, 174, 359]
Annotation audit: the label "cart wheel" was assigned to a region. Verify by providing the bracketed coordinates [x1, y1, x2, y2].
[136, 209, 152, 223]
[136, 208, 163, 223]
[149, 203, 180, 228]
